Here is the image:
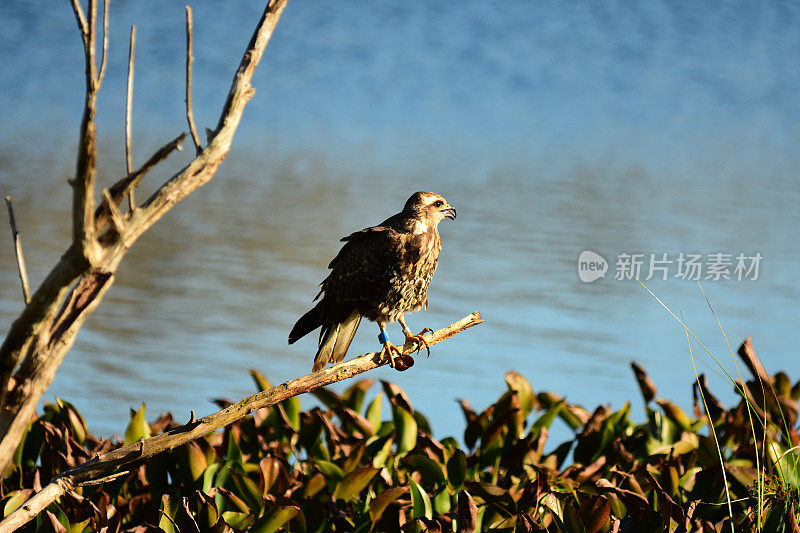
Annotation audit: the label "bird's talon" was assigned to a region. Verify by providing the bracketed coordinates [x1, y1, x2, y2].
[404, 332, 431, 357]
[379, 341, 404, 369]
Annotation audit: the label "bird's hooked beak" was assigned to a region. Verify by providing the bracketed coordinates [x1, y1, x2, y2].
[440, 205, 457, 220]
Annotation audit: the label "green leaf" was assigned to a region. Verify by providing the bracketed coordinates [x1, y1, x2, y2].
[311, 388, 343, 410]
[196, 491, 220, 529]
[433, 489, 451, 515]
[181, 440, 208, 482]
[531, 399, 564, 433]
[202, 462, 223, 493]
[409, 479, 433, 520]
[344, 380, 374, 412]
[413, 410, 433, 436]
[505, 371, 535, 417]
[252, 503, 301, 533]
[370, 436, 394, 469]
[542, 493, 564, 522]
[58, 399, 88, 445]
[250, 369, 272, 391]
[315, 460, 345, 482]
[231, 470, 265, 512]
[648, 432, 699, 456]
[124, 403, 151, 444]
[281, 396, 301, 432]
[303, 473, 327, 498]
[655, 399, 692, 433]
[365, 393, 383, 430]
[406, 455, 446, 487]
[593, 403, 630, 461]
[337, 407, 375, 437]
[447, 449, 468, 491]
[216, 487, 251, 514]
[46, 502, 70, 531]
[767, 441, 800, 489]
[334, 466, 379, 501]
[69, 518, 92, 533]
[223, 511, 255, 529]
[158, 494, 179, 533]
[369, 487, 407, 523]
[393, 405, 417, 456]
[226, 432, 244, 467]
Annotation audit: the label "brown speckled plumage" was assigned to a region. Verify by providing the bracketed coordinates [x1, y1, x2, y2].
[289, 191, 456, 372]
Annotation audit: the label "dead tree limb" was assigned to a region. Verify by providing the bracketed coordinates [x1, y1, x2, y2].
[0, 312, 483, 532]
[124, 25, 136, 212]
[4, 198, 31, 305]
[70, 0, 105, 264]
[185, 6, 202, 154]
[0, 0, 291, 477]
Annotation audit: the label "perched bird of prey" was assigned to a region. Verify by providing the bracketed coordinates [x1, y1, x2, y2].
[289, 191, 456, 372]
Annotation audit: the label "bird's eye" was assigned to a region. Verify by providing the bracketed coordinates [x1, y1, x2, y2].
[433, 200, 444, 208]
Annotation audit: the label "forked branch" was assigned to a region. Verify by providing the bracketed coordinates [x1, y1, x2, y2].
[0, 313, 483, 532]
[0, 0, 291, 478]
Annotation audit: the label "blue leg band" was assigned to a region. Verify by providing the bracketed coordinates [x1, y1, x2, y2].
[378, 331, 390, 344]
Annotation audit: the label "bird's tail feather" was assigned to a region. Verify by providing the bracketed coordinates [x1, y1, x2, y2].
[289, 302, 324, 344]
[312, 310, 361, 372]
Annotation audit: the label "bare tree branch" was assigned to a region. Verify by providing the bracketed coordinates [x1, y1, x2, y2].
[96, 132, 186, 234]
[130, 0, 290, 237]
[96, 0, 110, 84]
[210, 0, 287, 140]
[86, 0, 97, 82]
[185, 6, 202, 154]
[68, 0, 88, 45]
[0, 313, 483, 532]
[4, 198, 31, 305]
[125, 25, 136, 212]
[70, 0, 101, 264]
[0, 0, 291, 478]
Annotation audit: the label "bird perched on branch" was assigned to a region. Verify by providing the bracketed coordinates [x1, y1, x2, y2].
[289, 191, 456, 372]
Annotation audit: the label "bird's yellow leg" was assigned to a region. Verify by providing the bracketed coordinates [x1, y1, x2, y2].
[378, 323, 404, 368]
[398, 316, 431, 357]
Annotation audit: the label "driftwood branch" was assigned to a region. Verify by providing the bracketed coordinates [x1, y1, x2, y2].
[0, 312, 483, 532]
[0, 0, 291, 478]
[185, 5, 202, 154]
[124, 25, 136, 212]
[4, 198, 31, 305]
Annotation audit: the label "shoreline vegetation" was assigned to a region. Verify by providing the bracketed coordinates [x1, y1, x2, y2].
[1, 3, 797, 530]
[1, 336, 797, 532]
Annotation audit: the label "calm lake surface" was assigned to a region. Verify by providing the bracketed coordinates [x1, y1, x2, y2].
[1, 1, 799, 440]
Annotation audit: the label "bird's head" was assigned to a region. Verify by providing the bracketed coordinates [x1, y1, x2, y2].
[404, 191, 456, 225]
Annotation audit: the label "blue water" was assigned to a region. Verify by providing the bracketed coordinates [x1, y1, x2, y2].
[1, 1, 799, 442]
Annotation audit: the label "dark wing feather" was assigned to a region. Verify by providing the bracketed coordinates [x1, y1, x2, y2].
[293, 224, 407, 372]
[320, 226, 404, 317]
